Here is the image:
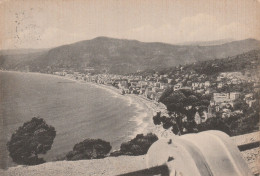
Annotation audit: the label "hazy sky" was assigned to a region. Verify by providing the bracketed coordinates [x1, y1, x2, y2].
[0, 0, 259, 49]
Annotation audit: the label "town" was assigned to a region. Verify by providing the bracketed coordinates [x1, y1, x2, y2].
[52, 50, 260, 131]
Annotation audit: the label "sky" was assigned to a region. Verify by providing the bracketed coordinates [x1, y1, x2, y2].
[0, 0, 259, 49]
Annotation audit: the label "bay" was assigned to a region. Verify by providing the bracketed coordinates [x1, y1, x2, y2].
[0, 71, 148, 169]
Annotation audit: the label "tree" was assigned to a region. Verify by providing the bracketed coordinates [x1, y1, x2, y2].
[233, 98, 249, 112]
[7, 117, 56, 165]
[159, 89, 211, 134]
[158, 87, 173, 102]
[227, 112, 259, 136]
[66, 139, 112, 161]
[153, 112, 162, 125]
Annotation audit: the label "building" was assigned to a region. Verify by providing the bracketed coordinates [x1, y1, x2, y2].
[154, 82, 160, 87]
[217, 82, 224, 89]
[173, 83, 183, 91]
[181, 86, 192, 90]
[196, 89, 205, 94]
[167, 78, 173, 83]
[205, 88, 213, 95]
[213, 93, 230, 103]
[247, 99, 257, 107]
[229, 92, 240, 100]
[205, 81, 211, 87]
[192, 82, 200, 88]
[244, 93, 253, 100]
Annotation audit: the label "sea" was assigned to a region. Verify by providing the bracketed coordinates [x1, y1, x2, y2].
[0, 71, 151, 169]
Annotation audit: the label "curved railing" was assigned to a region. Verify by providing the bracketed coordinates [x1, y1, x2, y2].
[118, 131, 259, 176]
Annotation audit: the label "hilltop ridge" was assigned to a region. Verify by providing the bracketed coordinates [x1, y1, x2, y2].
[0, 37, 259, 74]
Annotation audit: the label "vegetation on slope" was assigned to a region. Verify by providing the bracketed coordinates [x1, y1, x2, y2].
[110, 133, 158, 156]
[0, 37, 259, 74]
[66, 139, 112, 161]
[151, 50, 260, 136]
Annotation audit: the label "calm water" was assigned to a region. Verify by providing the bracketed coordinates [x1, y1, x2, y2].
[0, 71, 148, 169]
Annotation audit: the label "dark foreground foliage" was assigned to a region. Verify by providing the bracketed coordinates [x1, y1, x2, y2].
[110, 133, 158, 156]
[153, 107, 259, 136]
[197, 117, 231, 135]
[66, 139, 112, 161]
[158, 89, 211, 135]
[7, 117, 56, 165]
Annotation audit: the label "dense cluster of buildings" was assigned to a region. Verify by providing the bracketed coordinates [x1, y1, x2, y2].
[53, 67, 259, 124]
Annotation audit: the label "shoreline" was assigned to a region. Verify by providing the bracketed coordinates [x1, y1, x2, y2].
[52, 73, 174, 139]
[0, 70, 173, 140]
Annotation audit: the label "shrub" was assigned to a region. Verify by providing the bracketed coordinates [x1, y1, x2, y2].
[66, 139, 112, 161]
[113, 133, 158, 156]
[153, 112, 162, 125]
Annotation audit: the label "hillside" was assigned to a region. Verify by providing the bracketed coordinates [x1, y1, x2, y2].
[0, 37, 259, 74]
[149, 49, 260, 76]
[0, 48, 49, 55]
[176, 38, 234, 46]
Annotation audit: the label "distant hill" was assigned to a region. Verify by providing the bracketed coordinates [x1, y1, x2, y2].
[0, 48, 49, 55]
[0, 37, 259, 74]
[176, 38, 235, 46]
[149, 49, 260, 76]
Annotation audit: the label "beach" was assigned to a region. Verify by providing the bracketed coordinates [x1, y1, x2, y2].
[1, 70, 172, 136]
[23, 70, 172, 138]
[1, 70, 173, 139]
[49, 72, 173, 139]
[0, 70, 172, 169]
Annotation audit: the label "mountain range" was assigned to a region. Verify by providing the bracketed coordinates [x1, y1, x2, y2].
[0, 37, 259, 74]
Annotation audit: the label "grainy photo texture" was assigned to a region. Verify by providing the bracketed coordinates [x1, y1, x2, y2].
[0, 0, 259, 175]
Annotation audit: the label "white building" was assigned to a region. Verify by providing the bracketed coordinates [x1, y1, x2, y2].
[229, 92, 240, 100]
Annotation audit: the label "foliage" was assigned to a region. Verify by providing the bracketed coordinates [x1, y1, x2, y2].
[158, 89, 211, 134]
[191, 50, 260, 75]
[158, 87, 173, 102]
[233, 98, 249, 112]
[197, 117, 231, 135]
[7, 117, 56, 165]
[224, 112, 259, 136]
[66, 139, 112, 161]
[148, 50, 260, 136]
[153, 112, 162, 125]
[111, 133, 158, 156]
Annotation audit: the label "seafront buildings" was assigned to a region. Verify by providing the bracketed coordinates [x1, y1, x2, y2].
[53, 66, 259, 124]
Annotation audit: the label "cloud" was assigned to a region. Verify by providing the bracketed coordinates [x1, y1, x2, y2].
[1, 10, 258, 49]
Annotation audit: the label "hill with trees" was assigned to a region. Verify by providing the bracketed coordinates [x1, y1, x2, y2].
[150, 49, 259, 136]
[140, 49, 260, 77]
[0, 37, 259, 74]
